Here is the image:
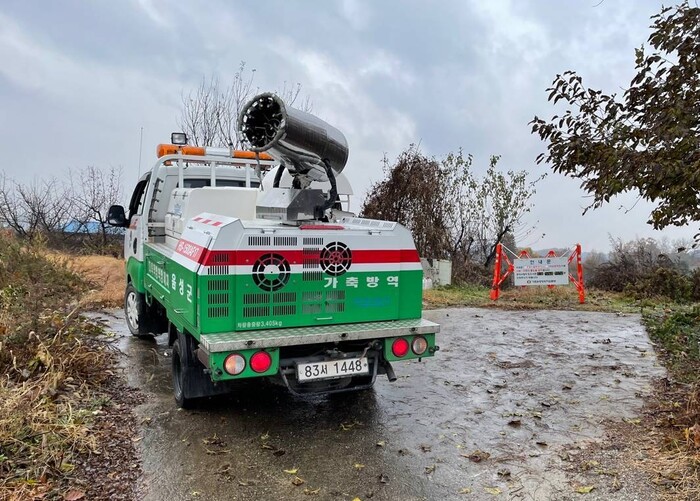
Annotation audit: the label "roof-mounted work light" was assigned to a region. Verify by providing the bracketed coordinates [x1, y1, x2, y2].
[171, 132, 188, 145]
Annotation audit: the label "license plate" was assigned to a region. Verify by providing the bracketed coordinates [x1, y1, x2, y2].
[297, 358, 369, 382]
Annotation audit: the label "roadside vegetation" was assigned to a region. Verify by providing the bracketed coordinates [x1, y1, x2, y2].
[0, 236, 138, 500]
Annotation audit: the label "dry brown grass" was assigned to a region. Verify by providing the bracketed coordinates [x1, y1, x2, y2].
[50, 253, 125, 308]
[0, 240, 119, 498]
[633, 380, 700, 500]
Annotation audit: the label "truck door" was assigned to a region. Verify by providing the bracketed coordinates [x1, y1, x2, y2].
[125, 173, 150, 262]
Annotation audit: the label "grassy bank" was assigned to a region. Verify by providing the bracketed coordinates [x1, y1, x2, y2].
[423, 284, 639, 313]
[0, 239, 136, 500]
[639, 305, 700, 499]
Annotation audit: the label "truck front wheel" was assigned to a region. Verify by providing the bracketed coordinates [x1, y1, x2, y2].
[124, 283, 153, 338]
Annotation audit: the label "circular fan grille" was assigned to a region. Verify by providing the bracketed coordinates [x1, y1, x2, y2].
[320, 242, 352, 276]
[252, 253, 290, 292]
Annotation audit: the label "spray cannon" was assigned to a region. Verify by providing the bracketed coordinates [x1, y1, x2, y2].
[238, 93, 349, 222]
[239, 93, 348, 184]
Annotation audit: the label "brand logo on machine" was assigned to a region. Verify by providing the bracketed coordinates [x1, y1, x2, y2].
[320, 242, 352, 276]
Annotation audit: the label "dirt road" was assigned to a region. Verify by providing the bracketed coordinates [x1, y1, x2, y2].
[98, 307, 664, 500]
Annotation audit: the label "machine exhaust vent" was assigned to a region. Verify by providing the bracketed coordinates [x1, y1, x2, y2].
[320, 242, 352, 276]
[252, 253, 290, 292]
[249, 236, 271, 246]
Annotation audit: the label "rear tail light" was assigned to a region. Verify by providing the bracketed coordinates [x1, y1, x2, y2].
[411, 336, 428, 355]
[224, 353, 246, 375]
[250, 351, 272, 373]
[391, 338, 410, 358]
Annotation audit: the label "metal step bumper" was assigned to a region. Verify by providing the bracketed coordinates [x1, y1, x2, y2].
[200, 318, 440, 353]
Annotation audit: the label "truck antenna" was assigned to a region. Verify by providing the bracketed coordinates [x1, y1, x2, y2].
[137, 126, 144, 178]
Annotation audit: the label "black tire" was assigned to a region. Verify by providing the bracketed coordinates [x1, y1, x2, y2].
[171, 330, 222, 408]
[124, 283, 153, 338]
[172, 333, 197, 409]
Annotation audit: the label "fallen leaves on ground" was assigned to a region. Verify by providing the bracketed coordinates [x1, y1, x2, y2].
[283, 468, 299, 474]
[484, 486, 501, 495]
[424, 464, 436, 474]
[574, 485, 595, 494]
[353, 463, 365, 470]
[63, 490, 85, 501]
[458, 487, 472, 494]
[303, 487, 320, 495]
[292, 476, 305, 486]
[462, 450, 490, 462]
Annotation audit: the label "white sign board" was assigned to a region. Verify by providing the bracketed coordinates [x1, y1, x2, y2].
[513, 257, 569, 286]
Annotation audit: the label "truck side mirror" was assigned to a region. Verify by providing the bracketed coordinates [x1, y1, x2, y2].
[107, 205, 128, 227]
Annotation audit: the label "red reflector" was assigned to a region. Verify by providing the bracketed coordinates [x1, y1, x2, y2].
[391, 338, 410, 358]
[250, 351, 272, 373]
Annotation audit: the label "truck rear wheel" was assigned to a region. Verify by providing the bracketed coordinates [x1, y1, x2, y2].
[172, 334, 196, 409]
[172, 330, 221, 408]
[124, 283, 154, 338]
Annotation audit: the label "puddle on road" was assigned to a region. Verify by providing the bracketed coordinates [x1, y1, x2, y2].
[95, 308, 664, 500]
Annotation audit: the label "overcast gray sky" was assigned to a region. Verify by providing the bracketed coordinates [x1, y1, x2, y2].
[0, 0, 693, 251]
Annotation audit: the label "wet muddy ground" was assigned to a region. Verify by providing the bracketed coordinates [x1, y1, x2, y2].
[98, 307, 664, 500]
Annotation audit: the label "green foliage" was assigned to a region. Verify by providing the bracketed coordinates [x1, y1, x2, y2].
[531, 2, 700, 233]
[643, 305, 700, 382]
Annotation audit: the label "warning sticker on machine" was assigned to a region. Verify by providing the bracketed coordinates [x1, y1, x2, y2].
[513, 257, 569, 286]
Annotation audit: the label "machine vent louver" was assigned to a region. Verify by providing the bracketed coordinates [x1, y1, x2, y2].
[208, 306, 229, 318]
[303, 237, 323, 246]
[273, 292, 296, 303]
[209, 279, 228, 291]
[274, 236, 297, 246]
[249, 236, 271, 246]
[302, 291, 322, 302]
[273, 305, 296, 316]
[244, 293, 268, 305]
[302, 304, 322, 314]
[244, 306, 270, 318]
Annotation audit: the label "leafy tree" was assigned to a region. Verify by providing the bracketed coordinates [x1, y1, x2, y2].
[361, 145, 541, 276]
[530, 2, 699, 234]
[361, 145, 452, 259]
